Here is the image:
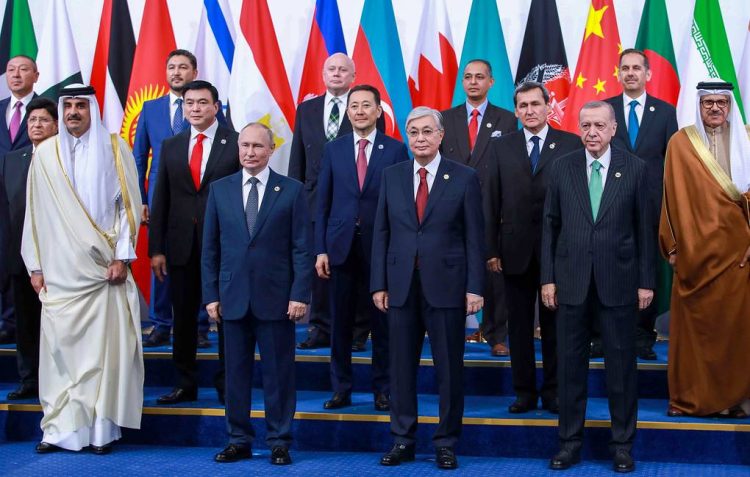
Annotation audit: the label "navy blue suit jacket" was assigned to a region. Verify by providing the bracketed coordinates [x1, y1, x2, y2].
[0, 145, 33, 275]
[370, 157, 485, 308]
[0, 95, 35, 158]
[133, 94, 228, 203]
[540, 146, 656, 307]
[315, 131, 409, 265]
[202, 169, 313, 321]
[0, 173, 9, 287]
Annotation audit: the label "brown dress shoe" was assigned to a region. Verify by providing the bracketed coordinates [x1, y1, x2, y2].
[491, 343, 509, 356]
[465, 330, 486, 343]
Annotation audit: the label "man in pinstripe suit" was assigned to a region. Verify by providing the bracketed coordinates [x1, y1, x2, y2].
[540, 101, 655, 473]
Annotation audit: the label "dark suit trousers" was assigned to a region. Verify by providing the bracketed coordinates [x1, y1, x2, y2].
[329, 233, 388, 395]
[389, 270, 464, 448]
[505, 256, 556, 402]
[11, 273, 41, 386]
[480, 270, 507, 346]
[224, 316, 295, 448]
[557, 280, 638, 454]
[0, 281, 15, 332]
[169, 232, 224, 393]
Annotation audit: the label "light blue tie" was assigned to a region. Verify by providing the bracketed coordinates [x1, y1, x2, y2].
[172, 98, 185, 134]
[628, 100, 639, 148]
[245, 177, 259, 237]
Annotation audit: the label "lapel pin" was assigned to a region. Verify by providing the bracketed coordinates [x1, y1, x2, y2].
[549, 143, 556, 149]
[649, 106, 655, 112]
[220, 138, 227, 144]
[274, 186, 281, 191]
[378, 144, 384, 150]
[486, 123, 492, 128]
[615, 172, 622, 178]
[443, 174, 450, 180]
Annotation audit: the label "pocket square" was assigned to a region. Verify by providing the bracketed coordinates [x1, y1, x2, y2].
[491, 131, 502, 138]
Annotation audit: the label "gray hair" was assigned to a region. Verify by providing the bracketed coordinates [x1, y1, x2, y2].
[406, 106, 444, 130]
[241, 122, 275, 147]
[579, 101, 616, 122]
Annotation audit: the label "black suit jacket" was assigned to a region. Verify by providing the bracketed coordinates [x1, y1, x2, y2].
[149, 125, 240, 266]
[540, 146, 655, 307]
[0, 173, 9, 287]
[0, 95, 36, 157]
[604, 94, 677, 212]
[440, 102, 517, 185]
[287, 94, 385, 216]
[483, 128, 581, 275]
[0, 145, 33, 275]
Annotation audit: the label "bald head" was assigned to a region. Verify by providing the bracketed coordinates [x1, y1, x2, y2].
[323, 53, 355, 96]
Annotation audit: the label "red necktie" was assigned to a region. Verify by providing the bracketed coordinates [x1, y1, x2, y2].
[416, 167, 428, 223]
[356, 138, 368, 190]
[190, 133, 205, 190]
[468, 109, 479, 151]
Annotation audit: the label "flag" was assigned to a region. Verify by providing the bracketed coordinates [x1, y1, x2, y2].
[739, 20, 750, 120]
[634, 0, 680, 107]
[121, 0, 177, 302]
[560, 0, 622, 133]
[91, 0, 136, 134]
[228, 0, 296, 174]
[297, 0, 346, 103]
[515, 0, 571, 127]
[352, 0, 412, 139]
[407, 0, 457, 111]
[452, 0, 515, 112]
[35, 0, 83, 99]
[0, 0, 38, 99]
[676, 0, 744, 126]
[194, 0, 236, 112]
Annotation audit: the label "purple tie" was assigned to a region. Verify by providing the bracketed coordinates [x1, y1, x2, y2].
[9, 101, 22, 143]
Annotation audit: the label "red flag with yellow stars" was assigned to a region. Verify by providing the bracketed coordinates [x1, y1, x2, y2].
[560, 0, 622, 133]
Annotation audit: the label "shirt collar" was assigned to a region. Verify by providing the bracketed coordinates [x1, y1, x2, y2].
[524, 124, 549, 143]
[324, 90, 349, 106]
[243, 165, 271, 186]
[465, 100, 489, 119]
[623, 91, 647, 109]
[191, 119, 219, 140]
[353, 128, 378, 147]
[414, 152, 442, 176]
[10, 91, 34, 109]
[72, 128, 91, 147]
[169, 91, 182, 105]
[585, 146, 612, 170]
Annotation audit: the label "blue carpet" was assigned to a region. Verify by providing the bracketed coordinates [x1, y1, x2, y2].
[0, 442, 745, 476]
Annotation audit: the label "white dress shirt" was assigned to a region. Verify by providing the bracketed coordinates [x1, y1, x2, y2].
[168, 91, 182, 123]
[353, 128, 378, 164]
[188, 119, 219, 180]
[6, 91, 34, 126]
[413, 153, 442, 199]
[323, 90, 349, 131]
[242, 165, 270, 210]
[523, 124, 549, 155]
[622, 91, 647, 130]
[585, 146, 612, 189]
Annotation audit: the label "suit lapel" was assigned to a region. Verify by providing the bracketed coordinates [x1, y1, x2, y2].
[634, 95, 655, 151]
[535, 128, 564, 175]
[174, 133, 193, 188]
[312, 96, 326, 140]
[421, 159, 453, 224]
[0, 98, 10, 143]
[250, 170, 282, 242]
[400, 161, 418, 227]
[361, 132, 384, 193]
[201, 126, 228, 188]
[451, 107, 472, 163]
[511, 132, 533, 176]
[572, 152, 594, 224]
[469, 106, 495, 167]
[595, 148, 625, 224]
[229, 173, 250, 241]
[611, 98, 632, 153]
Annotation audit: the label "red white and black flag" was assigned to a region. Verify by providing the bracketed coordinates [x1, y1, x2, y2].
[514, 0, 571, 127]
[91, 0, 135, 133]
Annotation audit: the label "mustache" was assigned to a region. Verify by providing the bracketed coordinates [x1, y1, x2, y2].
[66, 114, 82, 120]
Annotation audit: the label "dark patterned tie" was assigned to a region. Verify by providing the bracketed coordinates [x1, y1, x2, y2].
[529, 136, 541, 173]
[172, 98, 185, 134]
[326, 98, 340, 141]
[245, 177, 260, 237]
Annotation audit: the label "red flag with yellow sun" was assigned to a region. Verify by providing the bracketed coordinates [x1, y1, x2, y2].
[120, 0, 176, 302]
[561, 0, 622, 133]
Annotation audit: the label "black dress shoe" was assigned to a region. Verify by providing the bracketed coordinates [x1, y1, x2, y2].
[637, 347, 657, 360]
[542, 397, 560, 414]
[380, 443, 415, 466]
[297, 333, 329, 350]
[7, 384, 38, 400]
[435, 446, 458, 469]
[590, 342, 604, 359]
[0, 329, 15, 345]
[143, 329, 170, 348]
[508, 398, 538, 414]
[323, 392, 351, 409]
[613, 449, 635, 473]
[351, 341, 367, 352]
[374, 393, 390, 411]
[549, 449, 581, 470]
[35, 442, 61, 454]
[214, 444, 252, 463]
[156, 388, 197, 404]
[270, 446, 292, 465]
[90, 443, 112, 455]
[217, 388, 225, 406]
[197, 333, 211, 349]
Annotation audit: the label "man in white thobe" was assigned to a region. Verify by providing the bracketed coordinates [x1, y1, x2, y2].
[21, 84, 143, 454]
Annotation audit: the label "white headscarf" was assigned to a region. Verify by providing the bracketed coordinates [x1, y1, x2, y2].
[695, 79, 750, 193]
[58, 84, 121, 229]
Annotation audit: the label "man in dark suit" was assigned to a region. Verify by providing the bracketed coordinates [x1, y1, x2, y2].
[541, 101, 655, 473]
[372, 107, 485, 470]
[0, 55, 39, 345]
[149, 80, 239, 405]
[288, 53, 383, 350]
[134, 49, 227, 348]
[484, 82, 580, 415]
[315, 85, 409, 412]
[602, 48, 677, 361]
[203, 122, 312, 466]
[0, 97, 58, 400]
[440, 59, 516, 356]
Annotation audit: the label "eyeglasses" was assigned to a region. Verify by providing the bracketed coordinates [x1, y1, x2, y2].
[700, 98, 729, 109]
[406, 128, 440, 138]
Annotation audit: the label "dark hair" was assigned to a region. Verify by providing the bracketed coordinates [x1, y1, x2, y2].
[347, 84, 381, 106]
[182, 80, 219, 103]
[26, 97, 58, 120]
[513, 81, 550, 105]
[7, 54, 37, 72]
[464, 59, 493, 78]
[166, 49, 198, 69]
[619, 48, 650, 70]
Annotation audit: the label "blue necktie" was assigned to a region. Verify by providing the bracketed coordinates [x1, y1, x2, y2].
[529, 136, 541, 173]
[172, 98, 185, 134]
[628, 100, 639, 148]
[245, 177, 259, 237]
